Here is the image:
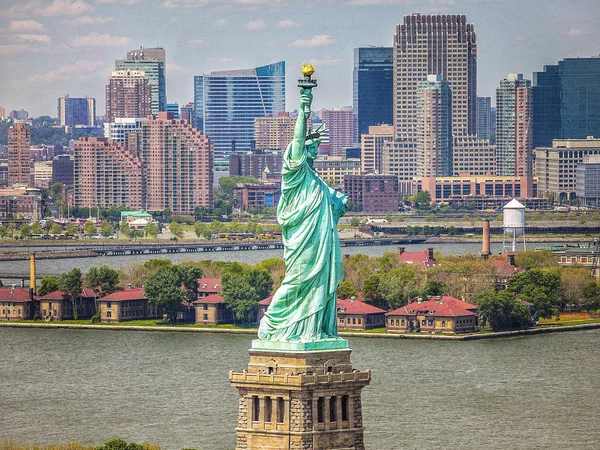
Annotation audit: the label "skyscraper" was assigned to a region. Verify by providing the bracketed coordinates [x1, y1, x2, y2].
[533, 57, 600, 147]
[496, 74, 533, 180]
[255, 112, 309, 151]
[115, 47, 166, 114]
[353, 47, 393, 141]
[166, 103, 179, 119]
[416, 75, 452, 177]
[361, 125, 394, 174]
[393, 14, 477, 140]
[8, 122, 31, 186]
[180, 102, 194, 124]
[321, 108, 354, 157]
[58, 95, 96, 127]
[105, 70, 152, 123]
[476, 97, 492, 142]
[194, 62, 285, 163]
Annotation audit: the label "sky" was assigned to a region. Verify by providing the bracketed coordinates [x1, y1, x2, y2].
[1, 0, 599, 118]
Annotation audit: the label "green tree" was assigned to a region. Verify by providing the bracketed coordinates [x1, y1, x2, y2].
[363, 274, 386, 308]
[49, 223, 63, 235]
[350, 217, 360, 228]
[31, 222, 44, 235]
[507, 269, 560, 319]
[38, 275, 60, 296]
[95, 438, 145, 450]
[336, 280, 358, 299]
[85, 265, 120, 295]
[20, 223, 31, 238]
[119, 221, 131, 239]
[421, 280, 445, 298]
[415, 190, 432, 208]
[83, 221, 97, 236]
[144, 265, 199, 324]
[169, 221, 184, 239]
[145, 221, 159, 238]
[423, 225, 430, 236]
[49, 182, 63, 200]
[448, 226, 457, 236]
[65, 222, 78, 235]
[514, 249, 558, 270]
[378, 266, 421, 310]
[221, 266, 273, 325]
[582, 280, 600, 314]
[477, 290, 533, 331]
[100, 221, 114, 237]
[58, 268, 83, 320]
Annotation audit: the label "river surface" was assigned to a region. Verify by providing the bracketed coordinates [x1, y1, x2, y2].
[0, 328, 598, 449]
[0, 241, 560, 276]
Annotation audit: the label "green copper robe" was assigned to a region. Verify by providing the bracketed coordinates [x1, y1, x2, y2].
[257, 142, 347, 342]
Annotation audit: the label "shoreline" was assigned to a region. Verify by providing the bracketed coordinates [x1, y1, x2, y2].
[1, 321, 599, 341]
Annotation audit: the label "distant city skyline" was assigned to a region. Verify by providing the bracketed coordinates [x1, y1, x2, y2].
[0, 0, 599, 117]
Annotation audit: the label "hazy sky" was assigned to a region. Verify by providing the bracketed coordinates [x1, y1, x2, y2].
[1, 0, 599, 117]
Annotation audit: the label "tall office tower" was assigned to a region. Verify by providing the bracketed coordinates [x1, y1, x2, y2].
[381, 140, 418, 193]
[532, 65, 560, 148]
[8, 122, 31, 186]
[393, 14, 477, 140]
[321, 108, 354, 157]
[194, 62, 285, 163]
[476, 97, 492, 141]
[9, 110, 29, 120]
[255, 112, 311, 151]
[416, 75, 452, 177]
[180, 102, 194, 124]
[361, 125, 394, 174]
[533, 57, 600, 147]
[116, 47, 166, 114]
[133, 112, 213, 213]
[74, 137, 144, 209]
[58, 95, 96, 127]
[0, 107, 5, 119]
[166, 103, 179, 119]
[105, 70, 152, 123]
[496, 74, 533, 180]
[353, 47, 393, 141]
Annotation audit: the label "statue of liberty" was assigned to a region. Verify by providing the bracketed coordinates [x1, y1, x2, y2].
[256, 65, 348, 346]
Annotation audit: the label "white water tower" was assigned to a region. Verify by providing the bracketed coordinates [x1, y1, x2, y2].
[503, 199, 526, 252]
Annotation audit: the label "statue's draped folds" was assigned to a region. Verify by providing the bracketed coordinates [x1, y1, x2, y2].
[257, 87, 347, 343]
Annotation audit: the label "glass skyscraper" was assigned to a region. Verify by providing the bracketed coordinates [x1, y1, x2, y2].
[353, 47, 393, 142]
[533, 57, 600, 147]
[194, 62, 285, 163]
[115, 47, 166, 114]
[476, 96, 492, 142]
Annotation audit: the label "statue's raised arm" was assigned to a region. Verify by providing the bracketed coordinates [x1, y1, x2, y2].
[290, 89, 312, 161]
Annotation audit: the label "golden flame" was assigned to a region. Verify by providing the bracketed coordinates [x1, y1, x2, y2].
[301, 63, 315, 77]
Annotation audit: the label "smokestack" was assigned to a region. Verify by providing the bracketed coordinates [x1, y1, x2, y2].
[508, 253, 516, 267]
[427, 248, 434, 260]
[481, 219, 491, 258]
[29, 253, 36, 294]
[398, 247, 405, 256]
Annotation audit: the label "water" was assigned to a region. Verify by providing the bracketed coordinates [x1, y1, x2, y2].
[0, 328, 598, 449]
[0, 242, 560, 276]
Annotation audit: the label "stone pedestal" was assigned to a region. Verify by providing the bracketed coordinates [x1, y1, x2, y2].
[229, 348, 370, 450]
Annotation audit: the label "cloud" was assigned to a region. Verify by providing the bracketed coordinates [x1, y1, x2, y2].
[96, 0, 143, 3]
[219, 57, 233, 63]
[309, 58, 343, 66]
[9, 0, 96, 17]
[74, 15, 114, 24]
[215, 18, 227, 27]
[161, 0, 278, 6]
[276, 19, 298, 29]
[567, 28, 597, 37]
[166, 63, 187, 73]
[513, 33, 527, 41]
[27, 59, 106, 84]
[8, 20, 45, 32]
[347, 0, 411, 4]
[72, 31, 130, 47]
[0, 44, 41, 56]
[246, 20, 266, 31]
[188, 39, 204, 47]
[15, 34, 52, 44]
[289, 35, 334, 48]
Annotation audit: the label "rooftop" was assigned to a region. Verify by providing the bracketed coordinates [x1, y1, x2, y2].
[193, 294, 223, 304]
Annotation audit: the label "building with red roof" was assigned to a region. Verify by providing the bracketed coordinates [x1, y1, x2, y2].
[0, 287, 35, 321]
[488, 254, 523, 288]
[97, 287, 161, 322]
[398, 247, 439, 269]
[192, 293, 233, 325]
[387, 295, 477, 334]
[257, 296, 273, 324]
[39, 288, 97, 321]
[197, 278, 222, 299]
[337, 297, 387, 330]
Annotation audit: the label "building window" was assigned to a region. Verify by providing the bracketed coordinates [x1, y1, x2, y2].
[428, 320, 433, 326]
[203, 314, 208, 321]
[252, 396, 260, 422]
[421, 320, 426, 326]
[442, 320, 446, 327]
[341, 395, 349, 422]
[401, 319, 404, 326]
[203, 304, 208, 310]
[330, 396, 337, 422]
[264, 396, 272, 423]
[277, 397, 285, 423]
[317, 397, 325, 423]
[107, 311, 111, 318]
